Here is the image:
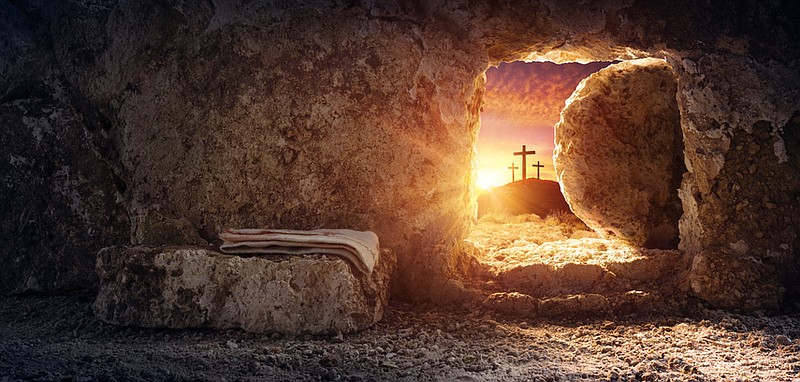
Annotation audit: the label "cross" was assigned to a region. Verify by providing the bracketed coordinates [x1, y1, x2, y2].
[507, 162, 519, 182]
[532, 161, 545, 180]
[513, 145, 536, 180]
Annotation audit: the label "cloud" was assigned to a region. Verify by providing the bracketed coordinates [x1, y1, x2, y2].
[483, 61, 611, 126]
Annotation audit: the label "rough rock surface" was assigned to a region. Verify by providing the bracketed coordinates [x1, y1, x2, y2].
[94, 246, 395, 334]
[466, 217, 694, 318]
[554, 58, 684, 248]
[673, 54, 800, 311]
[0, 83, 129, 294]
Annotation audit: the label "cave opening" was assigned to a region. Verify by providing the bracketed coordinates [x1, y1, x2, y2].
[465, 58, 689, 305]
[473, 61, 610, 228]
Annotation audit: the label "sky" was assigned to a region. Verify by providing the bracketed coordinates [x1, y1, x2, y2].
[476, 61, 612, 190]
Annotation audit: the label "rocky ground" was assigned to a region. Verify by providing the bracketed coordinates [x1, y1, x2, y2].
[1, 292, 799, 382]
[2, 217, 796, 381]
[465, 212, 601, 271]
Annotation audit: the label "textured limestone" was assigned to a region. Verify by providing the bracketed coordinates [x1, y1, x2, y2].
[94, 246, 394, 334]
[494, 239, 690, 298]
[0, 2, 130, 294]
[671, 55, 800, 310]
[482, 290, 677, 318]
[0, 88, 129, 294]
[483, 292, 537, 316]
[538, 294, 609, 318]
[554, 59, 684, 248]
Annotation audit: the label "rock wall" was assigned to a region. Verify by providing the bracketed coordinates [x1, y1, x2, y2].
[2, 0, 798, 311]
[1, 0, 487, 301]
[672, 55, 800, 311]
[0, 2, 129, 293]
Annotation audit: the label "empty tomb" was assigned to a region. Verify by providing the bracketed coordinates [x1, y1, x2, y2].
[2, 1, 798, 322]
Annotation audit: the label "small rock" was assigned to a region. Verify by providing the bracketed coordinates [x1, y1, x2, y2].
[483, 292, 537, 316]
[226, 340, 239, 349]
[319, 354, 338, 368]
[776, 335, 793, 346]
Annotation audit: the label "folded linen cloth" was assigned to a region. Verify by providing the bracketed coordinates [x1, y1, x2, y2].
[219, 228, 379, 275]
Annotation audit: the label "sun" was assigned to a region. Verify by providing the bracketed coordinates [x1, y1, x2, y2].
[476, 169, 507, 191]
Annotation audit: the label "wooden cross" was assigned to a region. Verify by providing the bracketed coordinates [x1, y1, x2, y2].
[513, 145, 536, 180]
[507, 163, 519, 182]
[532, 161, 545, 180]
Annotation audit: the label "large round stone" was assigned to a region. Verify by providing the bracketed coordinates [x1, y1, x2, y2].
[554, 58, 684, 248]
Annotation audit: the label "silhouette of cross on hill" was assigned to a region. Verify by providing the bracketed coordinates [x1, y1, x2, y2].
[507, 163, 519, 182]
[513, 145, 535, 180]
[532, 161, 545, 179]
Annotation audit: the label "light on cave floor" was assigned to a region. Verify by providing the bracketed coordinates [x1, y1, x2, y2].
[467, 213, 644, 271]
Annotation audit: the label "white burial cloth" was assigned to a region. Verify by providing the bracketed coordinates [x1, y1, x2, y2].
[219, 228, 379, 275]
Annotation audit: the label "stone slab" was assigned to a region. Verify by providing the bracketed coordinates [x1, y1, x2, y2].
[93, 246, 394, 334]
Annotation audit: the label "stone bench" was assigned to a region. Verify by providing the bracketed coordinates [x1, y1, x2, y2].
[93, 246, 394, 335]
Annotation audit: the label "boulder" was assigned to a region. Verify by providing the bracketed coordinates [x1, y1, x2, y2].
[93, 246, 395, 334]
[554, 59, 684, 248]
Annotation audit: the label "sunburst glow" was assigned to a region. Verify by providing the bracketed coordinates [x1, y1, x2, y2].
[476, 169, 506, 191]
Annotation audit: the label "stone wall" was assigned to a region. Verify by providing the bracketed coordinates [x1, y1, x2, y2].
[673, 55, 800, 311]
[2, 0, 798, 310]
[0, 2, 129, 293]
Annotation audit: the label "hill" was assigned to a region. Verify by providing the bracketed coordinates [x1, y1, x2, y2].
[477, 178, 573, 218]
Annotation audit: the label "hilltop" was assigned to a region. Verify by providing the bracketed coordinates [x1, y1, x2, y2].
[477, 178, 573, 218]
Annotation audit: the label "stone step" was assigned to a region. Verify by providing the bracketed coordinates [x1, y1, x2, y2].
[93, 246, 394, 335]
[482, 289, 693, 319]
[468, 238, 692, 299]
[465, 236, 695, 318]
[495, 249, 688, 298]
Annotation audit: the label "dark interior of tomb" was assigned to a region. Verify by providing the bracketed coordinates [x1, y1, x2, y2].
[2, 0, 800, 380]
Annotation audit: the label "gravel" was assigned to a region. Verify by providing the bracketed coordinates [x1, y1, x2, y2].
[1, 292, 799, 381]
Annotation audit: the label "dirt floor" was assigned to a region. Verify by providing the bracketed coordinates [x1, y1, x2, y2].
[1, 292, 799, 382]
[3, 216, 796, 381]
